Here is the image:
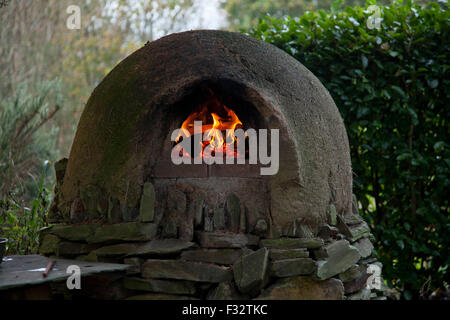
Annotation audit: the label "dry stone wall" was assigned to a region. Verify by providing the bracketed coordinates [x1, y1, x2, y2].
[40, 177, 386, 300]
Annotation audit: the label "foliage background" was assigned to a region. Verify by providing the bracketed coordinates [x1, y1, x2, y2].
[0, 0, 448, 299]
[249, 0, 449, 299]
[0, 0, 219, 258]
[221, 0, 390, 31]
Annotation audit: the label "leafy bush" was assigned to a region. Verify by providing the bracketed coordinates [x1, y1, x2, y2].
[249, 0, 449, 299]
[0, 162, 53, 255]
[0, 80, 61, 201]
[0, 80, 61, 255]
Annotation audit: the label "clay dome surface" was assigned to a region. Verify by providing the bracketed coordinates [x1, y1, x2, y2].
[59, 30, 352, 233]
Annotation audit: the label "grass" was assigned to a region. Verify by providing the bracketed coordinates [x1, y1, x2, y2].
[0, 161, 53, 255]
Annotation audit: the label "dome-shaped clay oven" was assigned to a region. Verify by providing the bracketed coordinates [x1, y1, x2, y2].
[55, 30, 352, 236]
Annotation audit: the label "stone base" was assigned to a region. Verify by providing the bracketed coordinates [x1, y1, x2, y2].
[39, 217, 386, 300]
[42, 172, 385, 300]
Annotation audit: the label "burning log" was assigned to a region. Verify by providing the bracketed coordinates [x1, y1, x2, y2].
[174, 90, 245, 160]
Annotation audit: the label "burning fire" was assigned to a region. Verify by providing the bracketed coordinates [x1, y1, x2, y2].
[174, 90, 245, 160]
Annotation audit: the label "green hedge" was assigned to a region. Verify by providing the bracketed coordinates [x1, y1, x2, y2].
[249, 0, 449, 299]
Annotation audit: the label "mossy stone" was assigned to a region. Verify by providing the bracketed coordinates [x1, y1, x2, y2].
[315, 240, 361, 280]
[141, 259, 232, 283]
[225, 193, 240, 232]
[233, 247, 269, 296]
[326, 204, 338, 226]
[270, 258, 317, 277]
[139, 182, 155, 222]
[260, 237, 324, 249]
[39, 234, 60, 255]
[86, 222, 157, 244]
[257, 276, 344, 300]
[48, 223, 100, 241]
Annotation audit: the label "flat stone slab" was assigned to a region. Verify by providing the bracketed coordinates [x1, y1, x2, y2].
[270, 258, 317, 277]
[0, 255, 130, 290]
[347, 223, 371, 242]
[39, 234, 60, 255]
[181, 249, 249, 265]
[342, 213, 365, 226]
[57, 241, 99, 256]
[269, 248, 309, 260]
[87, 222, 157, 244]
[132, 239, 196, 256]
[352, 237, 374, 258]
[317, 224, 339, 239]
[233, 248, 269, 295]
[337, 215, 372, 243]
[94, 239, 196, 258]
[142, 259, 232, 283]
[260, 238, 324, 249]
[123, 257, 143, 274]
[338, 264, 364, 282]
[256, 276, 344, 300]
[347, 287, 371, 300]
[95, 243, 142, 257]
[196, 232, 259, 248]
[43, 224, 100, 241]
[315, 240, 361, 280]
[344, 270, 370, 294]
[207, 282, 245, 300]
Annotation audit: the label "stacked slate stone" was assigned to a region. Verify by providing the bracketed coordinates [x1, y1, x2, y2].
[40, 178, 386, 300]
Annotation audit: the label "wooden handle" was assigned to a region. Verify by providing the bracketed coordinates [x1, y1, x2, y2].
[42, 260, 56, 278]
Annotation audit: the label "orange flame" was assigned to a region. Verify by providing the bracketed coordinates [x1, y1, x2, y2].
[175, 91, 243, 160]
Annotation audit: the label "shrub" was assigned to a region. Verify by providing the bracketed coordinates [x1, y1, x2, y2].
[0, 80, 61, 201]
[249, 0, 449, 299]
[0, 80, 61, 255]
[0, 162, 53, 255]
